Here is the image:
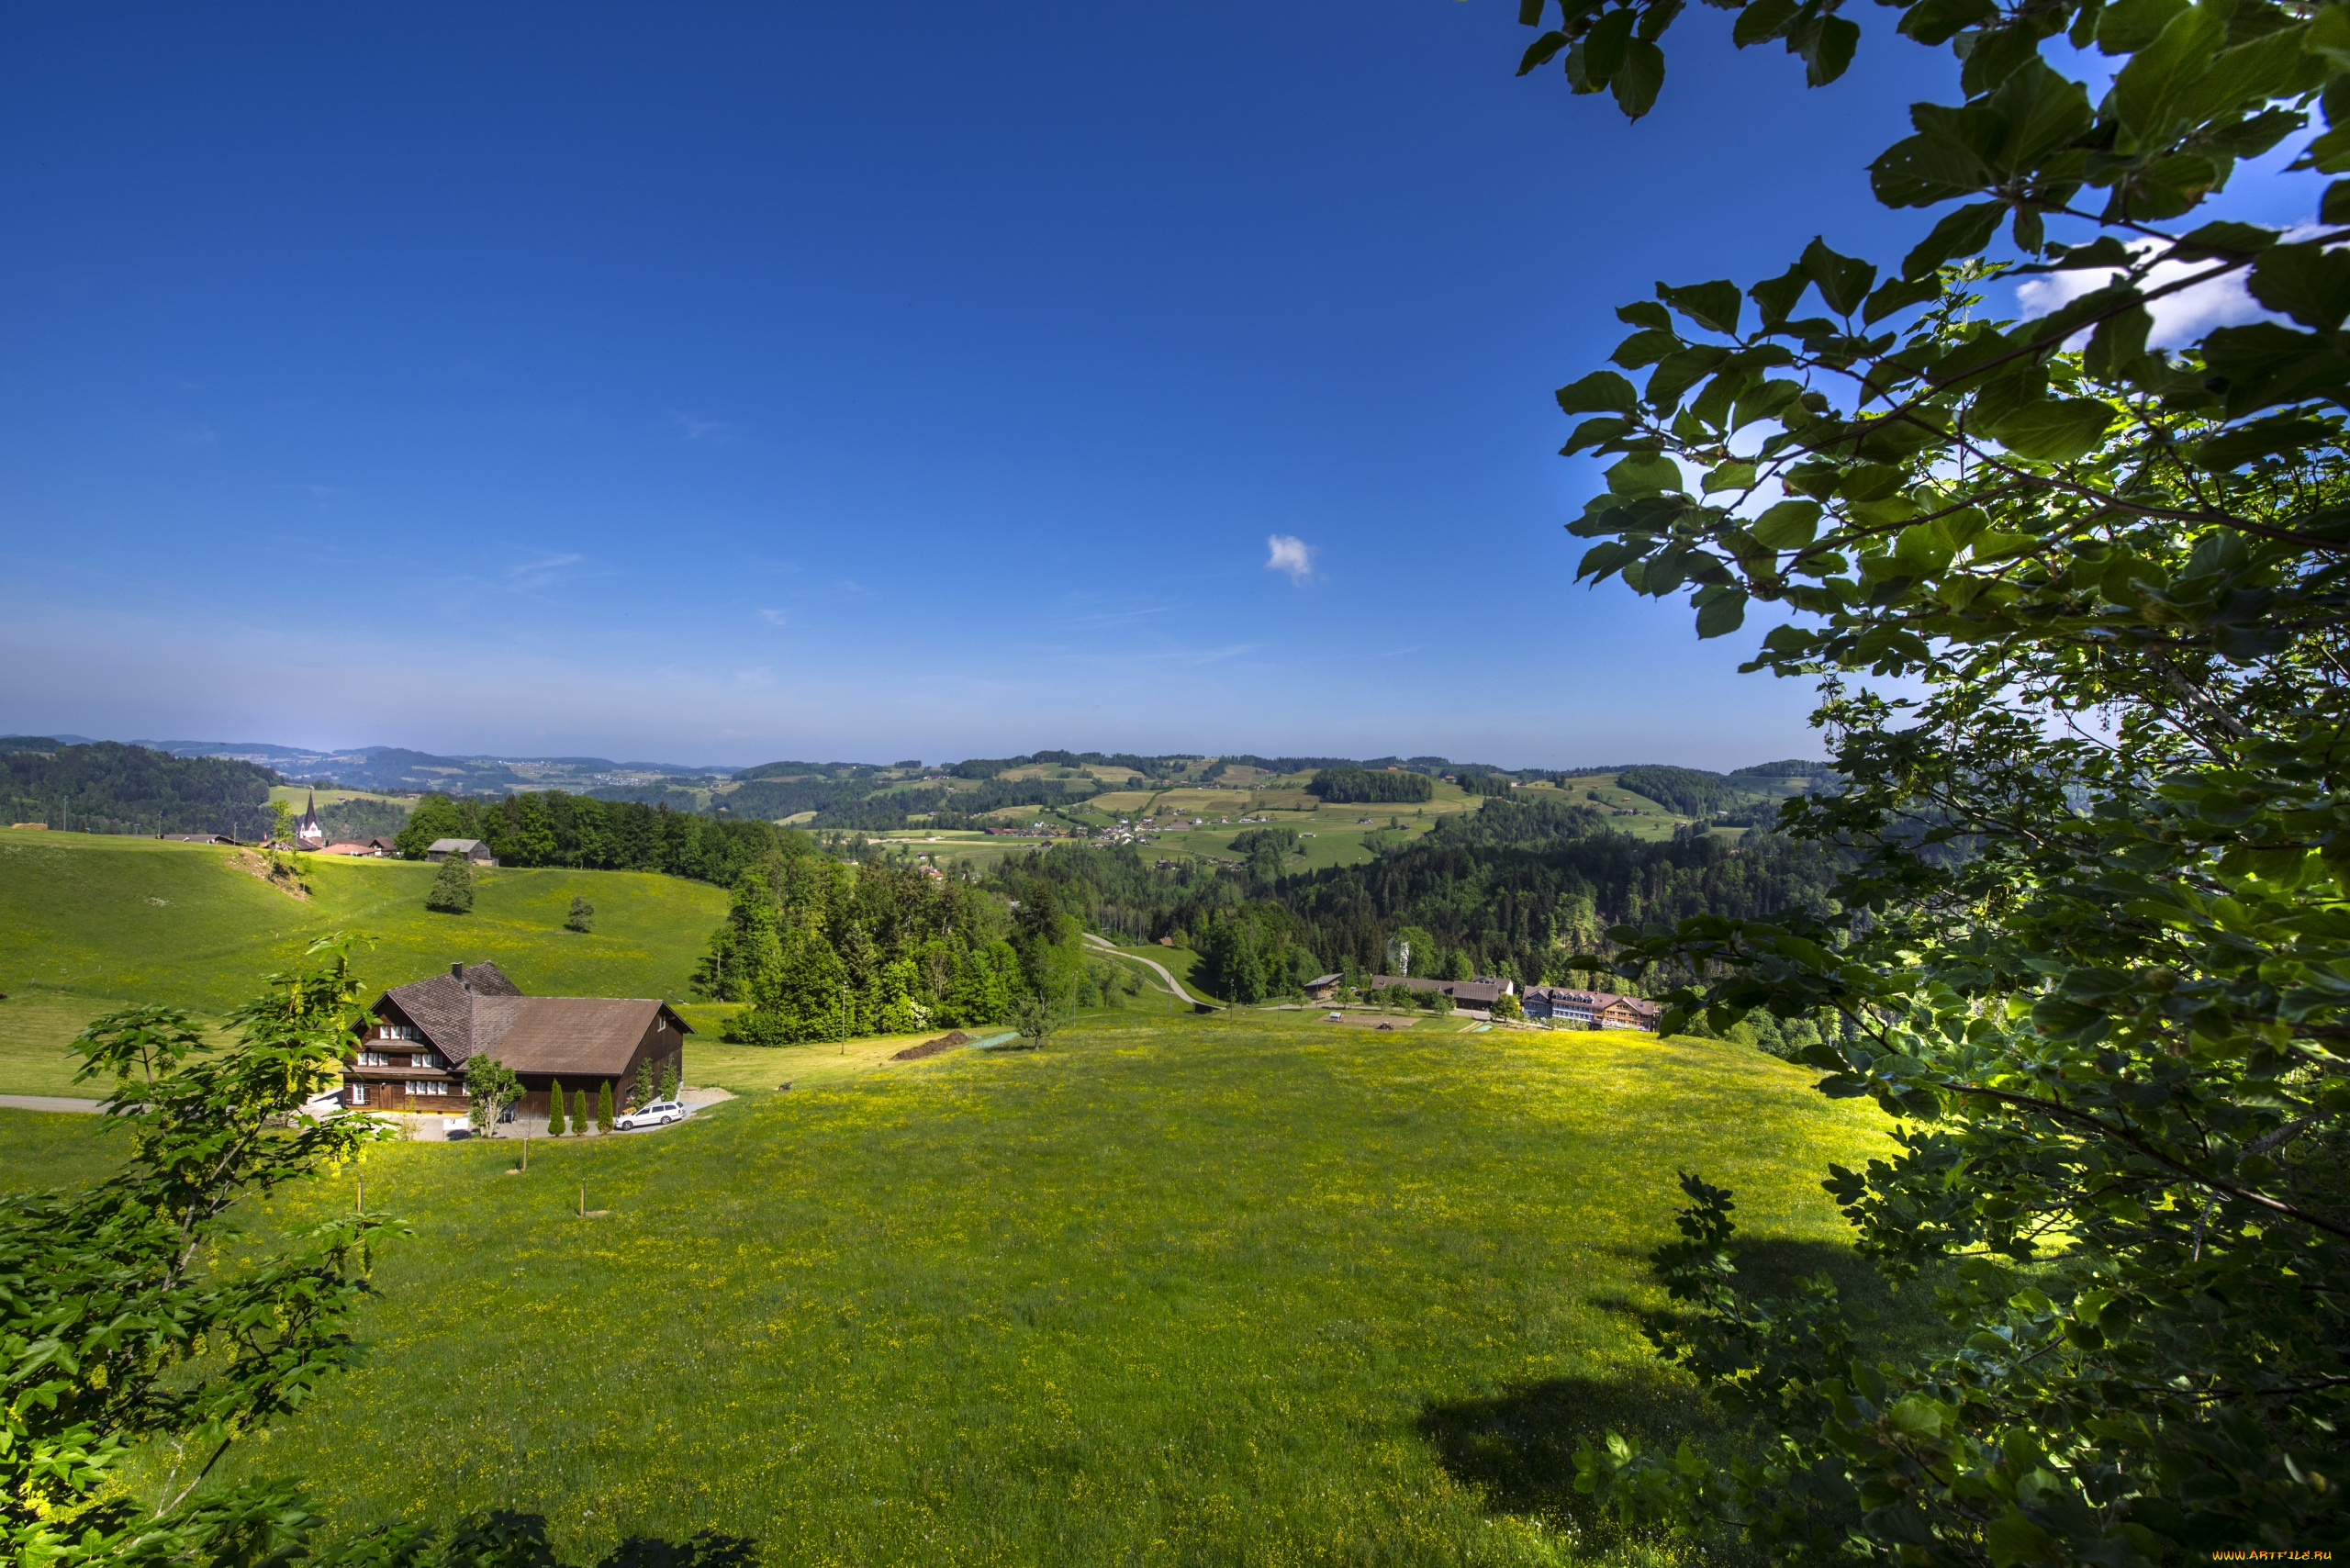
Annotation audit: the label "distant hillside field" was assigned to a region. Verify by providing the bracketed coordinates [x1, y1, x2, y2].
[0, 829, 726, 1093]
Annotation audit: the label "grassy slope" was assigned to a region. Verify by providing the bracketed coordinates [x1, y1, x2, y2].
[0, 830, 726, 1094]
[16, 1011, 1895, 1566]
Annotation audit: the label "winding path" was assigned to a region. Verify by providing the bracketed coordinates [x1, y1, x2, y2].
[1082, 934, 1217, 1009]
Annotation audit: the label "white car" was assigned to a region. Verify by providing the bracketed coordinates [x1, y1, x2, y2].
[615, 1098, 688, 1130]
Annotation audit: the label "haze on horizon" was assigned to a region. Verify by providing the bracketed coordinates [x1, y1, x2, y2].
[0, 4, 1985, 772]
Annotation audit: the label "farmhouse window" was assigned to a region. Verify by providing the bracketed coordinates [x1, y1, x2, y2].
[381, 1025, 419, 1040]
[412, 1052, 435, 1069]
[349, 1084, 367, 1105]
[358, 1050, 390, 1067]
[413, 1080, 449, 1096]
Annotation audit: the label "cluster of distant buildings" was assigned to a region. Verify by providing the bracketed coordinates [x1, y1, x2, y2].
[1302, 972, 1662, 1028]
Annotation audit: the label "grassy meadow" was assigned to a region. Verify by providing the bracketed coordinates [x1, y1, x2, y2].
[3, 1010, 1895, 1566]
[0, 829, 726, 1095]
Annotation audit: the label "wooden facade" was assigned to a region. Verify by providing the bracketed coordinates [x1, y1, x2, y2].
[341, 961, 690, 1116]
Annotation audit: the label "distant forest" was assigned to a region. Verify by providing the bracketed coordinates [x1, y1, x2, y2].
[396, 790, 795, 888]
[1306, 767, 1436, 804]
[982, 793, 1841, 1005]
[0, 739, 277, 837]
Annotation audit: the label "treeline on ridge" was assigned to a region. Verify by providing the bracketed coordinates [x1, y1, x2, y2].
[394, 790, 791, 888]
[984, 795, 1840, 1006]
[0, 739, 277, 837]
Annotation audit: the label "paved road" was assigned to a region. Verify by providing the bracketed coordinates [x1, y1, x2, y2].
[1081, 934, 1216, 1009]
[0, 1095, 105, 1114]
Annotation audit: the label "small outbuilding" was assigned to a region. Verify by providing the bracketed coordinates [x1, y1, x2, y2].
[425, 837, 497, 866]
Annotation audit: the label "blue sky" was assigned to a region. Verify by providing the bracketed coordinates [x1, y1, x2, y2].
[0, 4, 2056, 768]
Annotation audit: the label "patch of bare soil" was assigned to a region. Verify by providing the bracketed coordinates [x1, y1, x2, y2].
[890, 1030, 971, 1061]
[231, 850, 311, 901]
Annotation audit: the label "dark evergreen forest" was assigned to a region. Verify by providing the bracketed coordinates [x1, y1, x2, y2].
[0, 740, 278, 836]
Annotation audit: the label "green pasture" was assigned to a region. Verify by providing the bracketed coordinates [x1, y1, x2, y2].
[0, 831, 726, 1093]
[6, 1008, 1897, 1566]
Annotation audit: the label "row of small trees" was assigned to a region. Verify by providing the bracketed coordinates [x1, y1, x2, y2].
[462, 1053, 679, 1137]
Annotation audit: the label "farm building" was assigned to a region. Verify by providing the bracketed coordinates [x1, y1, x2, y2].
[320, 835, 398, 857]
[342, 961, 688, 1115]
[424, 836, 497, 865]
[1520, 986, 1662, 1030]
[1368, 974, 1515, 1012]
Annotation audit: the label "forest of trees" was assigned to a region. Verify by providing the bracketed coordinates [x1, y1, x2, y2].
[1305, 767, 1435, 803]
[0, 740, 278, 836]
[392, 790, 791, 888]
[980, 794, 1841, 1004]
[693, 838, 1138, 1042]
[1611, 765, 1758, 819]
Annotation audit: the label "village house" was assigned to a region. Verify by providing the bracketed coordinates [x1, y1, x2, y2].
[320, 835, 398, 857]
[1368, 974, 1516, 1012]
[425, 836, 497, 865]
[1520, 985, 1663, 1030]
[1304, 972, 1344, 1002]
[342, 961, 688, 1115]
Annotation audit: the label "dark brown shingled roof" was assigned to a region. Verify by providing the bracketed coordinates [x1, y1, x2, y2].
[374, 962, 688, 1077]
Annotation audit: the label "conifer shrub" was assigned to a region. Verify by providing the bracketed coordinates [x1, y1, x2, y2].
[572, 1087, 588, 1135]
[597, 1080, 613, 1132]
[547, 1078, 565, 1137]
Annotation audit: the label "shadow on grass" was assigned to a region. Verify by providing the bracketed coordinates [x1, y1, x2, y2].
[1416, 1373, 1709, 1525]
[323, 1509, 758, 1568]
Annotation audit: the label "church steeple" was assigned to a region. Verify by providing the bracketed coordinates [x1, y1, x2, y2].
[296, 790, 327, 850]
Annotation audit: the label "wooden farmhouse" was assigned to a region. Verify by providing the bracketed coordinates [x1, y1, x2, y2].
[342, 961, 688, 1115]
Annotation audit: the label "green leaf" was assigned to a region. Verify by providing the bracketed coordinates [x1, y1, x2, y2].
[1647, 344, 1732, 409]
[2324, 180, 2350, 227]
[1985, 60, 2094, 171]
[2096, 0, 2186, 53]
[2190, 416, 2332, 469]
[1802, 14, 1859, 85]
[1557, 371, 1641, 416]
[1517, 30, 1570, 74]
[1902, 201, 2005, 279]
[2173, 219, 2277, 259]
[1750, 499, 1823, 548]
[1984, 397, 2117, 461]
[2109, 4, 2226, 141]
[1657, 279, 1742, 334]
[1695, 588, 1750, 638]
[1612, 329, 1684, 367]
[1562, 417, 1638, 455]
[1802, 237, 1877, 316]
[1584, 7, 1636, 79]
[1701, 461, 1757, 493]
[2083, 306, 2153, 380]
[2201, 321, 2350, 416]
[1863, 274, 1941, 324]
[1870, 132, 1987, 207]
[1985, 1506, 2059, 1568]
[1900, 0, 1998, 46]
[1616, 299, 1673, 330]
[2248, 241, 2350, 331]
[1732, 0, 1799, 47]
[1612, 38, 1667, 118]
[1606, 452, 1686, 494]
[1749, 263, 1811, 325]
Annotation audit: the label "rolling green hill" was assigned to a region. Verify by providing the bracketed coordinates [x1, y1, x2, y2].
[0, 829, 726, 1094]
[5, 1008, 1895, 1565]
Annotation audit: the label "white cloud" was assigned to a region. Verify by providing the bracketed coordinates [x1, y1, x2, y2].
[1265, 533, 1315, 585]
[755, 607, 789, 626]
[2014, 236, 2300, 346]
[673, 412, 739, 443]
